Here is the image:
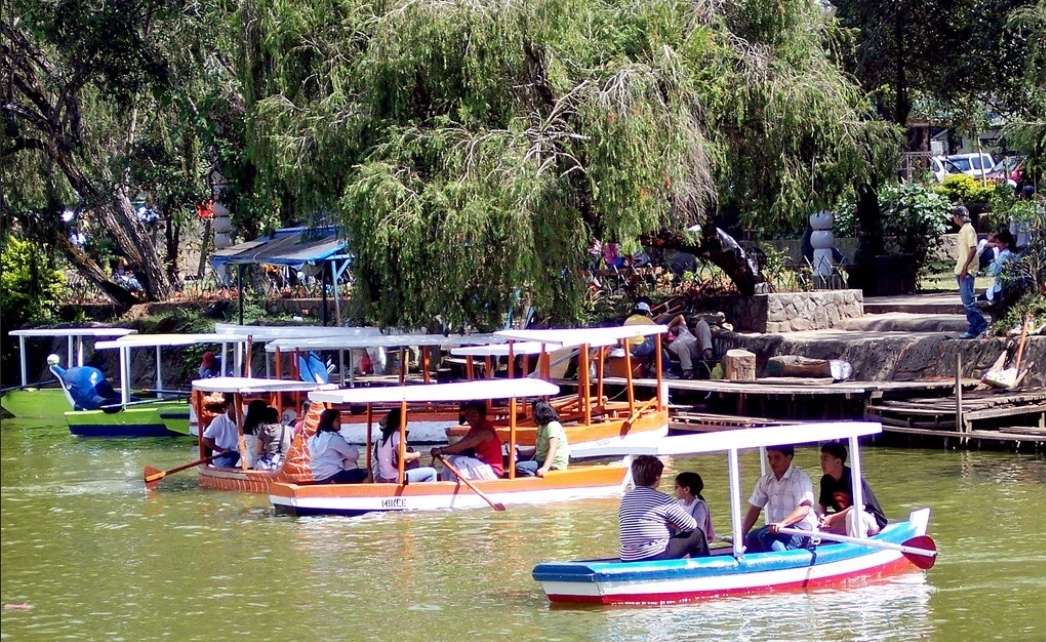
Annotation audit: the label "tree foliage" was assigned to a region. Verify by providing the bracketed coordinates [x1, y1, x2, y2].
[241, 0, 900, 329]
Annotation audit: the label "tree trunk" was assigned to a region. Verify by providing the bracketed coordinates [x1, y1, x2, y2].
[646, 224, 765, 295]
[52, 232, 138, 307]
[850, 182, 884, 295]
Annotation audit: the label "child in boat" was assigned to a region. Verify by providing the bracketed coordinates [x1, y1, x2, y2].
[515, 400, 570, 477]
[372, 407, 438, 483]
[308, 409, 367, 484]
[817, 442, 887, 537]
[673, 472, 715, 544]
[619, 455, 707, 561]
[254, 406, 291, 471]
[430, 400, 502, 480]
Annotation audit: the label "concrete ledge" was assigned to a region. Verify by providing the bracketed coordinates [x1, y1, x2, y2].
[729, 290, 864, 333]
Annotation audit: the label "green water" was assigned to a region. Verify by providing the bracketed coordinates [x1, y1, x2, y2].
[2, 418, 1045, 641]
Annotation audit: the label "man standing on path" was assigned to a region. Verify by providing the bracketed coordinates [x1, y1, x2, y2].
[953, 206, 987, 339]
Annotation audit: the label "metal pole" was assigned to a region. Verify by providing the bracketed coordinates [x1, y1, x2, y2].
[237, 264, 244, 325]
[727, 448, 744, 559]
[120, 347, 130, 405]
[759, 446, 767, 477]
[508, 397, 517, 479]
[265, 352, 272, 378]
[397, 399, 408, 485]
[321, 262, 329, 327]
[77, 337, 84, 366]
[849, 435, 866, 537]
[221, 342, 228, 376]
[332, 260, 342, 325]
[19, 336, 27, 386]
[365, 404, 373, 477]
[67, 336, 73, 369]
[155, 345, 163, 398]
[235, 341, 243, 376]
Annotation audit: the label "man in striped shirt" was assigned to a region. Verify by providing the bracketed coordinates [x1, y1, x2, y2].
[619, 455, 709, 561]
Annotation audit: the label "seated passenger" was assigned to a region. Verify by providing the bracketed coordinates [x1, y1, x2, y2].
[198, 351, 221, 379]
[817, 442, 887, 537]
[240, 399, 268, 469]
[431, 400, 502, 481]
[309, 409, 368, 484]
[372, 408, 438, 484]
[515, 401, 570, 477]
[674, 472, 715, 545]
[619, 456, 707, 561]
[202, 394, 240, 468]
[741, 445, 817, 553]
[254, 407, 292, 471]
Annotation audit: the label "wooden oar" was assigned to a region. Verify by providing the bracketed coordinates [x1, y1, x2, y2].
[778, 526, 938, 569]
[143, 456, 213, 484]
[434, 454, 506, 512]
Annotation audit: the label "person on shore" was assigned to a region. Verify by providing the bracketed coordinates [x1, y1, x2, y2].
[816, 443, 887, 537]
[983, 229, 1016, 307]
[619, 456, 707, 561]
[665, 315, 713, 378]
[198, 351, 221, 379]
[372, 407, 438, 483]
[953, 206, 988, 339]
[741, 445, 816, 552]
[431, 400, 503, 480]
[309, 409, 367, 484]
[674, 472, 715, 544]
[254, 406, 291, 471]
[515, 400, 570, 477]
[202, 393, 240, 468]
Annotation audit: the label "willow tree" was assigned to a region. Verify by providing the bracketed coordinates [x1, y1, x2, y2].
[241, 0, 899, 329]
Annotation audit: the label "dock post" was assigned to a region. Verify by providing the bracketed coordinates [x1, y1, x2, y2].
[19, 336, 27, 386]
[955, 353, 964, 444]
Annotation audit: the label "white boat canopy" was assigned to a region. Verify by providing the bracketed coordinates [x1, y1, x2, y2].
[450, 341, 547, 357]
[310, 378, 559, 404]
[191, 376, 336, 394]
[496, 325, 668, 347]
[95, 333, 251, 350]
[265, 333, 507, 353]
[213, 323, 382, 342]
[11, 327, 138, 386]
[575, 421, 883, 458]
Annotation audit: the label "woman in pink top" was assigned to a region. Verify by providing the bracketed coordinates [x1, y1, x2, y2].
[372, 408, 438, 484]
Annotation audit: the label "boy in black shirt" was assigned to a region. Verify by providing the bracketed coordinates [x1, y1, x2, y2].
[817, 443, 888, 536]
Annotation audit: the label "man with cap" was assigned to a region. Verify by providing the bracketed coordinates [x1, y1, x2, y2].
[624, 299, 663, 374]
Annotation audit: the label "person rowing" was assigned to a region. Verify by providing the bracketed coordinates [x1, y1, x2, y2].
[430, 400, 502, 480]
[741, 445, 816, 552]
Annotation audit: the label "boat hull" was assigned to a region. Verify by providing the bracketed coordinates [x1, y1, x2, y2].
[533, 509, 931, 604]
[65, 400, 192, 438]
[1, 388, 70, 420]
[268, 464, 629, 516]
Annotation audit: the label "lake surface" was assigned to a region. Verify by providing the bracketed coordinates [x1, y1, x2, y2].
[2, 417, 1044, 641]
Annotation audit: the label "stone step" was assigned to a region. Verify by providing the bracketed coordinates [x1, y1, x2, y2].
[863, 294, 964, 315]
[842, 313, 969, 333]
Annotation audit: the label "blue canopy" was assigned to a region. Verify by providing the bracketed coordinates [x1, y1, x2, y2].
[211, 226, 348, 269]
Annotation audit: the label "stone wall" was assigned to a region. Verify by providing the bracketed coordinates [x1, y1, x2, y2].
[729, 290, 864, 333]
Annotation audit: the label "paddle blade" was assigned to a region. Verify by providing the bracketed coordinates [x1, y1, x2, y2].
[902, 535, 937, 570]
[493, 503, 507, 512]
[143, 466, 165, 484]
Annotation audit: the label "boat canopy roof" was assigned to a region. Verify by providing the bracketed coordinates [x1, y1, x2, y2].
[496, 325, 668, 346]
[95, 333, 251, 350]
[310, 378, 559, 404]
[213, 323, 381, 342]
[576, 421, 883, 458]
[265, 333, 507, 353]
[450, 341, 548, 357]
[191, 376, 336, 394]
[10, 327, 137, 338]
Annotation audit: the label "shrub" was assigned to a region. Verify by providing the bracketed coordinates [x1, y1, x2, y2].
[878, 182, 951, 273]
[934, 174, 995, 205]
[0, 235, 67, 327]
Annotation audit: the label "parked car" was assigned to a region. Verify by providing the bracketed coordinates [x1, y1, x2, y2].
[930, 156, 963, 182]
[945, 153, 996, 179]
[987, 156, 1025, 186]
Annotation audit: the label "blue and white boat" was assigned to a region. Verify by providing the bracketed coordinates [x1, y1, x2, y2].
[532, 421, 936, 605]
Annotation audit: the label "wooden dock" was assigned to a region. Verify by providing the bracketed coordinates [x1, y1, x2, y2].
[602, 377, 976, 399]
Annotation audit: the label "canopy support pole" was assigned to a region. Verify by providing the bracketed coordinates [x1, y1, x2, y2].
[849, 434, 866, 536]
[221, 342, 228, 376]
[365, 404, 373, 476]
[596, 346, 605, 413]
[654, 333, 664, 411]
[235, 341, 243, 376]
[275, 347, 282, 380]
[727, 448, 744, 559]
[466, 356, 475, 380]
[622, 338, 635, 414]
[120, 346, 130, 406]
[508, 397, 517, 479]
[77, 337, 84, 366]
[339, 350, 346, 386]
[155, 345, 163, 399]
[265, 352, 271, 378]
[237, 264, 244, 326]
[397, 399, 408, 485]
[580, 344, 591, 426]
[422, 347, 431, 384]
[759, 447, 767, 477]
[321, 262, 329, 327]
[67, 336, 73, 370]
[18, 336, 26, 386]
[235, 393, 248, 470]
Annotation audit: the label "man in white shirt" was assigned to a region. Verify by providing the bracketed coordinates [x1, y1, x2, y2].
[202, 394, 240, 467]
[741, 445, 817, 552]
